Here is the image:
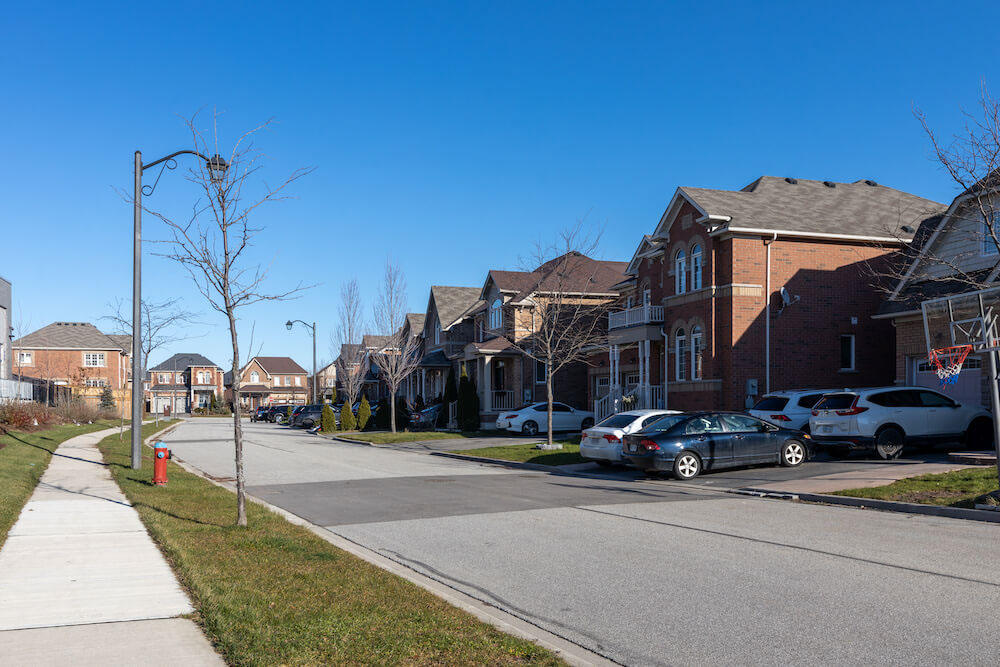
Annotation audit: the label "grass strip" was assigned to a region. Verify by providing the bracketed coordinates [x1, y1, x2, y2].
[0, 420, 117, 548]
[451, 440, 584, 466]
[831, 466, 1000, 509]
[341, 431, 477, 444]
[99, 424, 562, 666]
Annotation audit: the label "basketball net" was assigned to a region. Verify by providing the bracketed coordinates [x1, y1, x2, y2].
[928, 345, 974, 386]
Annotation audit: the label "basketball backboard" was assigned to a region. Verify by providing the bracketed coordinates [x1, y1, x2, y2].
[922, 285, 1000, 355]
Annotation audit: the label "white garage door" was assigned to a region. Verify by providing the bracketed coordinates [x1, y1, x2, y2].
[911, 356, 983, 407]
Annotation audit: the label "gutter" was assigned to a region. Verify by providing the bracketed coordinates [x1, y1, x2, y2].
[711, 226, 911, 244]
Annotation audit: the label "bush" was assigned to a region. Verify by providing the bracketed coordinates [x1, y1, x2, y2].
[321, 404, 336, 432]
[99, 387, 115, 409]
[0, 401, 60, 430]
[444, 367, 458, 404]
[53, 400, 116, 424]
[286, 406, 294, 423]
[457, 370, 480, 431]
[374, 396, 410, 431]
[339, 404, 356, 431]
[357, 397, 372, 431]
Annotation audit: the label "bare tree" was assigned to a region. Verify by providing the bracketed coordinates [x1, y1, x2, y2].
[371, 260, 421, 433]
[145, 112, 312, 527]
[11, 305, 31, 383]
[514, 224, 612, 449]
[335, 279, 366, 408]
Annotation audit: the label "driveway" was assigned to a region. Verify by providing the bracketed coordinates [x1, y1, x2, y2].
[161, 419, 1000, 666]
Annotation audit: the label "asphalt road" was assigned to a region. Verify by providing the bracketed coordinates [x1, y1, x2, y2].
[162, 419, 1000, 666]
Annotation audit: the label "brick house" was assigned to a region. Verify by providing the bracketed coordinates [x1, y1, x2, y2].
[876, 181, 994, 406]
[407, 286, 481, 405]
[314, 360, 338, 401]
[591, 176, 944, 418]
[12, 321, 132, 407]
[146, 353, 225, 414]
[227, 356, 309, 409]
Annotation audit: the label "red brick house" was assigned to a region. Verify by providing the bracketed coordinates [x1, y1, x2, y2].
[227, 356, 309, 409]
[146, 353, 225, 414]
[592, 176, 944, 418]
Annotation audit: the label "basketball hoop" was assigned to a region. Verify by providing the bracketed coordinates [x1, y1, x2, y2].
[929, 345, 974, 386]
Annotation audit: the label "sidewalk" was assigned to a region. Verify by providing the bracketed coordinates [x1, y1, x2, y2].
[747, 460, 976, 495]
[0, 425, 223, 666]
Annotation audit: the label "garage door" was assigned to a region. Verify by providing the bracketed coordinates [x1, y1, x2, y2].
[911, 356, 983, 407]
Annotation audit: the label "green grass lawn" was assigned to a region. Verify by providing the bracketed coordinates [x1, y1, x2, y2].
[831, 466, 1000, 509]
[451, 438, 584, 467]
[99, 424, 562, 666]
[0, 420, 117, 548]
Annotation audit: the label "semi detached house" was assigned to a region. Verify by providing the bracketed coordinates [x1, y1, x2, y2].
[591, 176, 944, 418]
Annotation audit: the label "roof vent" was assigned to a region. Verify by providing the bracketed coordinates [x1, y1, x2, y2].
[864, 179, 878, 187]
[784, 177, 798, 184]
[823, 181, 836, 188]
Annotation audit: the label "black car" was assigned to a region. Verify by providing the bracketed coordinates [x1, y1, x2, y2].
[251, 406, 269, 422]
[291, 404, 329, 428]
[622, 411, 812, 480]
[265, 405, 295, 423]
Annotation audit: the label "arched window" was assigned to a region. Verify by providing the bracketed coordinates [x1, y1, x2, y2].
[690, 244, 703, 291]
[675, 250, 687, 294]
[489, 298, 503, 329]
[433, 320, 441, 345]
[675, 328, 687, 381]
[690, 325, 704, 380]
[250, 371, 259, 383]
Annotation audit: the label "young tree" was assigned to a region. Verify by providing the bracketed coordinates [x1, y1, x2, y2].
[334, 280, 366, 408]
[513, 225, 611, 448]
[146, 113, 312, 527]
[357, 396, 372, 430]
[457, 368, 480, 431]
[339, 403, 356, 431]
[99, 386, 115, 409]
[321, 404, 336, 432]
[370, 260, 422, 433]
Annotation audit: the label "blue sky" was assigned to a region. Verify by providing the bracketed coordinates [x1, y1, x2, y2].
[3, 1, 999, 372]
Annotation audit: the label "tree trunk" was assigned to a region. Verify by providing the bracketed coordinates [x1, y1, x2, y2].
[542, 371, 561, 449]
[390, 387, 397, 433]
[228, 311, 247, 528]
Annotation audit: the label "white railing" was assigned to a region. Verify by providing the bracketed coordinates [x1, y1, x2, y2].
[0, 378, 32, 401]
[492, 390, 516, 411]
[608, 304, 665, 330]
[594, 383, 664, 422]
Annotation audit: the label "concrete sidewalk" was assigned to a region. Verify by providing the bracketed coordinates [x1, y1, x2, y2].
[747, 460, 976, 494]
[0, 426, 223, 665]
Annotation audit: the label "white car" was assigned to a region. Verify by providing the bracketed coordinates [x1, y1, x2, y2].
[749, 389, 839, 433]
[580, 409, 681, 465]
[496, 402, 595, 436]
[809, 386, 993, 460]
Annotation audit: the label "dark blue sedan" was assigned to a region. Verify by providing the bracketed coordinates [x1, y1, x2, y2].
[622, 411, 812, 480]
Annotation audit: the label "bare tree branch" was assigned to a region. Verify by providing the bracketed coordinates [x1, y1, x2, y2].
[334, 279, 366, 408]
[370, 260, 422, 433]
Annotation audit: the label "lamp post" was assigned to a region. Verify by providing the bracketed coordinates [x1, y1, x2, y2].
[131, 150, 227, 470]
[285, 320, 317, 404]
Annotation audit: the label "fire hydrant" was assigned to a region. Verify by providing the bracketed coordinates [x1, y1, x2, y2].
[153, 441, 171, 486]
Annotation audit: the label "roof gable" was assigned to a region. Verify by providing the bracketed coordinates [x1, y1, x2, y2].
[429, 285, 482, 330]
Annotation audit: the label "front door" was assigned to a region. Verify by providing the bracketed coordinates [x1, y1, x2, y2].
[682, 414, 731, 468]
[720, 414, 777, 464]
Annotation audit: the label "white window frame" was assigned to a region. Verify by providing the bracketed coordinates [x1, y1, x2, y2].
[84, 352, 107, 368]
[489, 299, 503, 330]
[250, 371, 260, 383]
[625, 373, 640, 388]
[690, 244, 703, 290]
[675, 250, 687, 294]
[690, 325, 704, 380]
[85, 378, 108, 388]
[839, 334, 856, 371]
[625, 295, 634, 309]
[273, 375, 281, 386]
[982, 212, 1000, 256]
[675, 329, 687, 381]
[433, 320, 441, 345]
[18, 351, 32, 366]
[294, 376, 301, 386]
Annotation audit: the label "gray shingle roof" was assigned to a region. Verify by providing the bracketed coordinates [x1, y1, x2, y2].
[149, 352, 219, 371]
[253, 356, 307, 374]
[14, 322, 128, 351]
[430, 286, 482, 329]
[405, 313, 425, 337]
[678, 176, 945, 240]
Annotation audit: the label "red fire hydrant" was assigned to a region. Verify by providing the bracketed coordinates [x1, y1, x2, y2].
[153, 441, 171, 486]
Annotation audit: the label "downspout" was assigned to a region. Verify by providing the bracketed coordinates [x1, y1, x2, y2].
[764, 233, 777, 394]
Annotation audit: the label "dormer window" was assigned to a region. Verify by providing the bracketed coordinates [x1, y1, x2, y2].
[489, 298, 503, 330]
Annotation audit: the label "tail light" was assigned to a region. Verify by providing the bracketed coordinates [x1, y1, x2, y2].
[811, 409, 819, 416]
[505, 414, 519, 419]
[835, 397, 868, 416]
[639, 438, 660, 451]
[770, 414, 792, 421]
[603, 434, 621, 443]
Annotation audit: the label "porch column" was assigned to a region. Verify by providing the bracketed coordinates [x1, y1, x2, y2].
[644, 339, 651, 406]
[420, 369, 426, 399]
[663, 330, 669, 409]
[483, 356, 492, 412]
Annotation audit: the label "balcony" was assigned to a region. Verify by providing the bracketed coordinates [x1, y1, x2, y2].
[608, 304, 664, 330]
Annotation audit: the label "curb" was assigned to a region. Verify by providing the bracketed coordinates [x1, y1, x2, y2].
[737, 487, 1000, 524]
[430, 451, 564, 473]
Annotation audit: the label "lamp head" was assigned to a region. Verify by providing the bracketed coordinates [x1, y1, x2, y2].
[285, 320, 293, 331]
[206, 155, 228, 184]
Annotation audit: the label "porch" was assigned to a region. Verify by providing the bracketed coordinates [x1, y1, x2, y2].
[593, 339, 666, 422]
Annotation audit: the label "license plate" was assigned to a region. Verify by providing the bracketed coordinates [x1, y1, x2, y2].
[821, 425, 832, 434]
[627, 443, 637, 452]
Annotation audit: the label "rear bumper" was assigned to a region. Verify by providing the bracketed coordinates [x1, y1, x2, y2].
[580, 443, 622, 462]
[622, 453, 675, 471]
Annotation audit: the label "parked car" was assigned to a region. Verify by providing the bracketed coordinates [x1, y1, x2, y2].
[748, 389, 840, 433]
[251, 406, 269, 422]
[410, 403, 443, 431]
[291, 404, 326, 428]
[265, 405, 294, 423]
[622, 411, 812, 479]
[496, 402, 595, 436]
[580, 409, 681, 465]
[809, 386, 993, 459]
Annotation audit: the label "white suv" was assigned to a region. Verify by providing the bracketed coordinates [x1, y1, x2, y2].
[749, 389, 838, 433]
[809, 386, 993, 459]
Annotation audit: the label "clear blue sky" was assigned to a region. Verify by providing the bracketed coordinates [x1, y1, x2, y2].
[3, 1, 999, 372]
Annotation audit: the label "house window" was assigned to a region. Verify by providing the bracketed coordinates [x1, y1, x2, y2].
[433, 320, 441, 345]
[274, 376, 281, 386]
[476, 320, 484, 343]
[674, 250, 687, 294]
[840, 334, 856, 371]
[675, 329, 687, 381]
[625, 373, 640, 388]
[690, 325, 704, 380]
[176, 373, 183, 383]
[84, 352, 106, 367]
[294, 376, 301, 386]
[158, 373, 168, 383]
[18, 351, 32, 366]
[690, 244, 703, 290]
[625, 295, 634, 309]
[84, 378, 108, 387]
[250, 371, 259, 383]
[489, 299, 503, 329]
[982, 213, 999, 256]
[642, 288, 651, 306]
[535, 359, 547, 384]
[285, 376, 291, 385]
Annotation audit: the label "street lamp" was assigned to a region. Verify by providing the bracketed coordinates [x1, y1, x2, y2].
[131, 149, 227, 470]
[285, 319, 317, 404]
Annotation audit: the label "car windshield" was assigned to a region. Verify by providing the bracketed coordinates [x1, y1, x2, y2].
[641, 414, 690, 433]
[596, 414, 641, 428]
[814, 394, 856, 410]
[751, 396, 789, 411]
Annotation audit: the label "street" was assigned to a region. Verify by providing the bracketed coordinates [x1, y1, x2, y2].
[163, 419, 1000, 665]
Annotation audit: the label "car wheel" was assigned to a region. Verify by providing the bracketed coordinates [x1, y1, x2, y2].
[875, 427, 904, 460]
[673, 451, 702, 480]
[966, 418, 994, 449]
[581, 418, 595, 430]
[303, 419, 314, 428]
[780, 440, 806, 467]
[522, 421, 538, 436]
[274, 414, 285, 424]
